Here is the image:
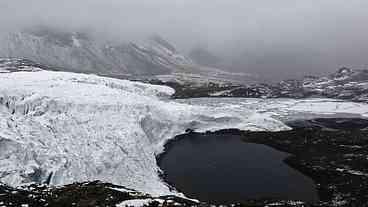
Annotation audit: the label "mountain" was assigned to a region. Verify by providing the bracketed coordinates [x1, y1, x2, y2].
[166, 67, 368, 102]
[0, 28, 252, 83]
[0, 29, 188, 76]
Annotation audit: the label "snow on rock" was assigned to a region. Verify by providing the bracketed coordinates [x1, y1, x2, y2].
[116, 199, 154, 207]
[178, 98, 368, 121]
[0, 70, 368, 197]
[284, 99, 368, 117]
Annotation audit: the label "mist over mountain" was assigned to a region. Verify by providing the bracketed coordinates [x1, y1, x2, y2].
[1, 0, 368, 80]
[0, 27, 255, 85]
[188, 47, 222, 68]
[0, 27, 187, 76]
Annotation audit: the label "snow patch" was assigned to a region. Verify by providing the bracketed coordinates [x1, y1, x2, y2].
[116, 199, 153, 207]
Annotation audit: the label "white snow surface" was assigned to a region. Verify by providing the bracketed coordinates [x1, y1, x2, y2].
[1, 70, 368, 196]
[116, 199, 154, 207]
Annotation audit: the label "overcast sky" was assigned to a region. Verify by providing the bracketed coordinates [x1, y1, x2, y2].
[1, 0, 368, 80]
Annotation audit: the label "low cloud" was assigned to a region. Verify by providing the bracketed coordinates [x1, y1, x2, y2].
[1, 0, 368, 79]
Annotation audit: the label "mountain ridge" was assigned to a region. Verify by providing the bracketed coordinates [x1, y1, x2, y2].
[0, 28, 253, 83]
[161, 66, 368, 102]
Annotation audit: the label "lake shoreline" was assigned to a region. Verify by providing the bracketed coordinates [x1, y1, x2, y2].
[157, 118, 368, 206]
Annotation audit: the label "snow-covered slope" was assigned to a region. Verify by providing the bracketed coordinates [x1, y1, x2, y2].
[1, 61, 368, 196]
[0, 31, 181, 76]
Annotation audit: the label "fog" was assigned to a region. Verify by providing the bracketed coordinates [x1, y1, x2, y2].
[1, 0, 368, 80]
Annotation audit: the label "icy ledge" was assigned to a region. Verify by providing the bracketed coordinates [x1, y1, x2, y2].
[0, 71, 368, 196]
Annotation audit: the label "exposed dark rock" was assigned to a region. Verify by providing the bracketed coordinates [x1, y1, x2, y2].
[0, 181, 200, 207]
[0, 181, 319, 207]
[150, 68, 368, 103]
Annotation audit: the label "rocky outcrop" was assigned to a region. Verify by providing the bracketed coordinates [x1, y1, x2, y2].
[158, 67, 368, 102]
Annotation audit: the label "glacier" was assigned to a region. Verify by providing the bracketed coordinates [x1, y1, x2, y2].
[0, 69, 368, 196]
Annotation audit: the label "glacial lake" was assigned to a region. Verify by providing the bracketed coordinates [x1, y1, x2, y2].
[158, 133, 319, 204]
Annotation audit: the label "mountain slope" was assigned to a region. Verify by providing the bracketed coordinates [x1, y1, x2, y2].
[0, 30, 183, 76]
[0, 28, 252, 83]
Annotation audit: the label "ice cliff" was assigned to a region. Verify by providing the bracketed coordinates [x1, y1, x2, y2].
[0, 64, 367, 196]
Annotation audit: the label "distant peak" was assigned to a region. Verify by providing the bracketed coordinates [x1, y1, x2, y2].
[21, 26, 91, 47]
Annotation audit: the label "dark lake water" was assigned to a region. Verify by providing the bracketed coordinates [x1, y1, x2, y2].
[158, 134, 319, 204]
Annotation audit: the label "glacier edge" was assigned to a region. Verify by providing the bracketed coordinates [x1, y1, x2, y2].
[1, 70, 368, 196]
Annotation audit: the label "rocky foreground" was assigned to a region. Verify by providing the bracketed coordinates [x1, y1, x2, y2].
[0, 180, 322, 207]
[0, 181, 199, 207]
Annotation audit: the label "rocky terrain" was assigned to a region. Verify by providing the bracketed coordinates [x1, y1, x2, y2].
[0, 180, 323, 207]
[153, 67, 368, 103]
[0, 181, 199, 207]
